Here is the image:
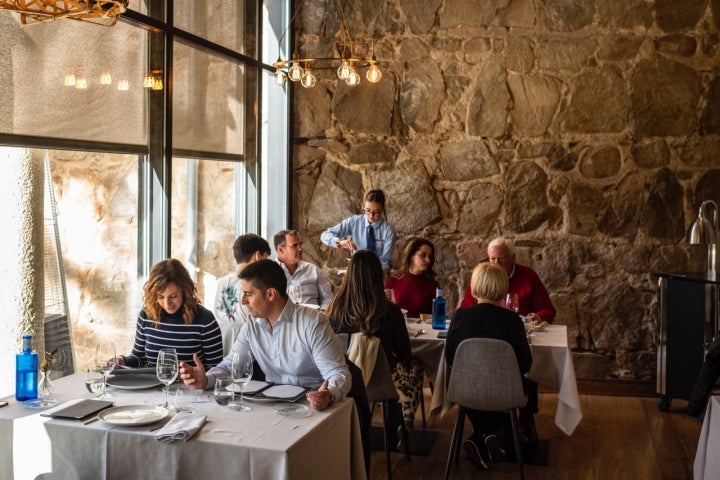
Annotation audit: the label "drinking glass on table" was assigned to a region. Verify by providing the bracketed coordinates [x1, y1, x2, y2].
[94, 342, 117, 399]
[287, 283, 303, 304]
[214, 378, 234, 406]
[84, 368, 104, 396]
[230, 351, 253, 412]
[384, 288, 396, 303]
[503, 293, 519, 313]
[156, 348, 179, 408]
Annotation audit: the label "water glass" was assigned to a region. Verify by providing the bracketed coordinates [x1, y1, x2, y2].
[174, 386, 197, 413]
[156, 348, 179, 408]
[287, 284, 303, 304]
[84, 369, 104, 396]
[214, 378, 234, 406]
[94, 342, 116, 399]
[230, 351, 253, 412]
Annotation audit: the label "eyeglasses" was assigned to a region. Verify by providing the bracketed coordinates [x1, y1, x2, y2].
[364, 209, 383, 216]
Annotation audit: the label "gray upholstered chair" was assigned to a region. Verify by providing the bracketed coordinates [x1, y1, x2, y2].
[366, 345, 411, 479]
[444, 338, 527, 480]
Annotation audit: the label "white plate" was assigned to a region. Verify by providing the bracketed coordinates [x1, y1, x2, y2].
[98, 405, 169, 426]
[22, 398, 60, 409]
[273, 403, 311, 418]
[107, 374, 162, 390]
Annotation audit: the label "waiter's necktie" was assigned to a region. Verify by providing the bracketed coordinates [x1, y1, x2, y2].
[366, 225, 376, 252]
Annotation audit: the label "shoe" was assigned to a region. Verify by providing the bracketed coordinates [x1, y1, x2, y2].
[463, 438, 489, 470]
[396, 420, 414, 453]
[520, 420, 539, 446]
[484, 434, 506, 463]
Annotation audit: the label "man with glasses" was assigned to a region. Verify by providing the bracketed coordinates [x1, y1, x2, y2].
[459, 236, 555, 445]
[320, 189, 396, 272]
[274, 229, 333, 310]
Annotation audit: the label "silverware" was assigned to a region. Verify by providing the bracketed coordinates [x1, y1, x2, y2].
[83, 415, 99, 425]
[414, 329, 426, 338]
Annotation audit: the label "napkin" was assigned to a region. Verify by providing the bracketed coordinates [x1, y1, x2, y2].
[155, 412, 207, 443]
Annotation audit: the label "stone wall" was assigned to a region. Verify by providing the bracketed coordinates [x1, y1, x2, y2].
[291, 0, 720, 380]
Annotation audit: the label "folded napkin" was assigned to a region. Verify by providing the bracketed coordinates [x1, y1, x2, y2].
[155, 412, 207, 443]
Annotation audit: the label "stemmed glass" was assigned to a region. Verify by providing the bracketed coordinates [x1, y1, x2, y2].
[503, 293, 519, 313]
[230, 351, 253, 412]
[94, 342, 116, 399]
[287, 284, 303, 304]
[156, 348, 179, 408]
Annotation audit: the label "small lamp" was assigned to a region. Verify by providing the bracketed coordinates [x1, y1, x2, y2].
[687, 200, 719, 277]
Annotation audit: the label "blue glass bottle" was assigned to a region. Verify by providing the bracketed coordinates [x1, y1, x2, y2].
[432, 287, 446, 330]
[16, 334, 38, 401]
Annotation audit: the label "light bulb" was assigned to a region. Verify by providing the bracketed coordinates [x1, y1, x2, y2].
[143, 75, 155, 88]
[288, 61, 304, 82]
[346, 69, 360, 86]
[366, 64, 382, 83]
[117, 80, 129, 91]
[301, 70, 316, 88]
[100, 72, 112, 85]
[75, 78, 88, 89]
[274, 69, 287, 86]
[337, 60, 351, 80]
[151, 77, 163, 90]
[64, 74, 76, 87]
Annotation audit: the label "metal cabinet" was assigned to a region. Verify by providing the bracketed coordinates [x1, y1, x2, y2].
[656, 272, 720, 411]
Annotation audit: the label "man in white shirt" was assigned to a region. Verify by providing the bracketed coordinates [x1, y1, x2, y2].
[274, 229, 333, 310]
[213, 233, 271, 354]
[180, 259, 350, 410]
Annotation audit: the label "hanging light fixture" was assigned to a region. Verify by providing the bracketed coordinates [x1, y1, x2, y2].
[687, 199, 719, 277]
[273, 0, 382, 89]
[0, 0, 129, 26]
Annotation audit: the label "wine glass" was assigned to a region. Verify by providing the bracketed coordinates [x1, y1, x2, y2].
[504, 293, 519, 313]
[84, 368, 104, 397]
[214, 378, 234, 406]
[287, 284, 303, 304]
[230, 351, 253, 412]
[384, 288, 396, 303]
[94, 342, 116, 399]
[156, 348, 179, 408]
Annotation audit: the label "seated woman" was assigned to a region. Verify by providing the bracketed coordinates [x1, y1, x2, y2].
[326, 250, 424, 451]
[445, 262, 532, 470]
[117, 258, 223, 369]
[385, 237, 439, 318]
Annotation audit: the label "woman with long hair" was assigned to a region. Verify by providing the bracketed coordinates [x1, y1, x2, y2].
[118, 258, 223, 369]
[326, 250, 423, 450]
[385, 237, 439, 318]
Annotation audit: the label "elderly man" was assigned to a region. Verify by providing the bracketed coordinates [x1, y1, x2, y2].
[274, 229, 333, 310]
[213, 233, 271, 354]
[459, 237, 556, 445]
[180, 259, 350, 410]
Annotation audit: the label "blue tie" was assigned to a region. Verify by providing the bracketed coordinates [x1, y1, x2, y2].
[366, 225, 376, 252]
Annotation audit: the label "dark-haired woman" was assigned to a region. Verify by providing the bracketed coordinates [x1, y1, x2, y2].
[385, 237, 439, 319]
[117, 258, 223, 370]
[320, 189, 396, 272]
[326, 250, 423, 450]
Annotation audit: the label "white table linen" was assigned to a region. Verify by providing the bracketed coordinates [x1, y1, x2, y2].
[1, 373, 366, 480]
[424, 324, 582, 436]
[694, 395, 720, 480]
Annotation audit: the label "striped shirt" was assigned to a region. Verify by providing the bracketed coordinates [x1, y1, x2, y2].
[125, 306, 223, 369]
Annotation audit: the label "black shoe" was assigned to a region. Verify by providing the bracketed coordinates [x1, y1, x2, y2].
[463, 438, 489, 470]
[520, 420, 539, 446]
[484, 434, 506, 463]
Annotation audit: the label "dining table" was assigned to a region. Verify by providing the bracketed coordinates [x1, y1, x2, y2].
[693, 394, 720, 479]
[407, 321, 583, 436]
[0, 373, 366, 480]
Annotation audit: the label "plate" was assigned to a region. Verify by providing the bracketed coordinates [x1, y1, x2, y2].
[273, 403, 311, 418]
[22, 398, 60, 409]
[98, 405, 169, 426]
[107, 374, 162, 390]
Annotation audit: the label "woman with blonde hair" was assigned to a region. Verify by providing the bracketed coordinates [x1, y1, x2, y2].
[445, 262, 532, 470]
[118, 258, 223, 369]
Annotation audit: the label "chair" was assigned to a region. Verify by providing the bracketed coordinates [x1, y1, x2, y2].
[366, 346, 411, 480]
[444, 338, 527, 480]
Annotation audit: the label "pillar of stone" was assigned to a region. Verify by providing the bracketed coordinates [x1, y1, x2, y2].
[0, 147, 45, 397]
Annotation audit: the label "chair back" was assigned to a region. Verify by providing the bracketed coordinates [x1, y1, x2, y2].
[365, 346, 399, 403]
[447, 338, 527, 412]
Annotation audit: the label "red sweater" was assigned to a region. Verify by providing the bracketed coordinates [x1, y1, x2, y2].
[459, 263, 556, 323]
[385, 273, 438, 319]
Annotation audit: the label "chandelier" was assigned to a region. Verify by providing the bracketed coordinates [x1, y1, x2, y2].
[273, 0, 382, 88]
[0, 0, 129, 26]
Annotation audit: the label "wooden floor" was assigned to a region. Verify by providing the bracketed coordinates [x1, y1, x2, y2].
[368, 392, 702, 480]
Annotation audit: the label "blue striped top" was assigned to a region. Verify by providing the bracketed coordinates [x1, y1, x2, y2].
[124, 305, 223, 369]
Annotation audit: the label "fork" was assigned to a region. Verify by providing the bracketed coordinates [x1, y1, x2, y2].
[414, 329, 426, 338]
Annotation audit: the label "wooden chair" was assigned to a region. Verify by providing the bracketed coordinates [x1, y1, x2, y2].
[444, 338, 527, 479]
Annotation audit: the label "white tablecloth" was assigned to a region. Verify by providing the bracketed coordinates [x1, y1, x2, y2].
[425, 324, 583, 436]
[0, 373, 366, 480]
[694, 395, 720, 479]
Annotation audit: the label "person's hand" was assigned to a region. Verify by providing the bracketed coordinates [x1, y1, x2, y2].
[113, 356, 126, 366]
[526, 312, 541, 324]
[337, 238, 356, 251]
[306, 379, 333, 411]
[179, 353, 208, 390]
